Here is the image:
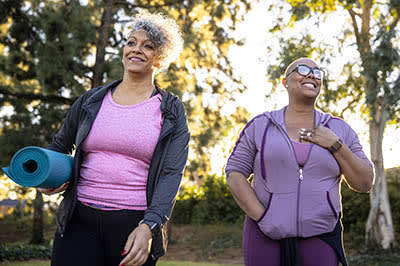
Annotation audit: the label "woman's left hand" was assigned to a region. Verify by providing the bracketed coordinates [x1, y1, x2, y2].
[299, 126, 338, 148]
[119, 224, 152, 266]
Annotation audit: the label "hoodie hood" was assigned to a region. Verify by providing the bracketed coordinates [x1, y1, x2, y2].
[263, 106, 333, 128]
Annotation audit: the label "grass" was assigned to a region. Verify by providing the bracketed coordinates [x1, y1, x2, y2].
[0, 261, 242, 266]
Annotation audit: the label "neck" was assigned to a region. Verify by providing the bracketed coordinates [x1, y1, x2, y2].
[119, 70, 155, 95]
[286, 101, 315, 120]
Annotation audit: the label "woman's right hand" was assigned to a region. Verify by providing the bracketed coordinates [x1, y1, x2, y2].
[38, 181, 70, 195]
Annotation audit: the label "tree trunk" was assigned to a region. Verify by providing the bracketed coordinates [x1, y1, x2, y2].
[365, 108, 396, 248]
[30, 189, 44, 244]
[92, 0, 115, 88]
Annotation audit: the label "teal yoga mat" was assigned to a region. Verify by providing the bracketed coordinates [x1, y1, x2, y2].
[2, 146, 73, 188]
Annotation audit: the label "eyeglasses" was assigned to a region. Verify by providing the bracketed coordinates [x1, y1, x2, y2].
[286, 64, 324, 80]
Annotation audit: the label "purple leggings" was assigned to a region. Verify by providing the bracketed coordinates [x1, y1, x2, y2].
[243, 216, 339, 266]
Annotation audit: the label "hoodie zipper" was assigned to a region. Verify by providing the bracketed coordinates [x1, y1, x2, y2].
[270, 120, 309, 236]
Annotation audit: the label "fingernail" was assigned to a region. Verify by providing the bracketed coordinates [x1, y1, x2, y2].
[119, 264, 125, 266]
[121, 250, 126, 256]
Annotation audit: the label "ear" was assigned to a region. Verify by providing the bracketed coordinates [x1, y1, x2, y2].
[282, 77, 288, 89]
[153, 55, 161, 69]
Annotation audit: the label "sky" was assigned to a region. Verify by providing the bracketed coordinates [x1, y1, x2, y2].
[223, 1, 400, 171]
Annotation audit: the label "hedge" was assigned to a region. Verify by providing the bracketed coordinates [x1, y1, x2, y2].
[0, 243, 51, 262]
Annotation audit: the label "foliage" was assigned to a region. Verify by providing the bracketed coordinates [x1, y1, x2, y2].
[173, 175, 244, 225]
[0, 243, 51, 262]
[0, 0, 252, 180]
[341, 167, 400, 248]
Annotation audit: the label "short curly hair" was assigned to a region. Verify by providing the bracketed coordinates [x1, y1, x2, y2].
[128, 10, 183, 70]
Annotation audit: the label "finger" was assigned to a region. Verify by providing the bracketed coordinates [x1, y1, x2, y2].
[53, 181, 70, 193]
[121, 247, 145, 266]
[37, 188, 55, 195]
[127, 250, 146, 266]
[120, 234, 137, 266]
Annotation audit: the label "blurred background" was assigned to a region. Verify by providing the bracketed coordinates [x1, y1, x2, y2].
[0, 0, 399, 265]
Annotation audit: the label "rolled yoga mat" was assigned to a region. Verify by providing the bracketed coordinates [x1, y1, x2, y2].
[2, 146, 73, 188]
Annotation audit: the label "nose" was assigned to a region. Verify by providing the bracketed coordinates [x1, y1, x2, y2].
[305, 70, 316, 80]
[132, 45, 142, 54]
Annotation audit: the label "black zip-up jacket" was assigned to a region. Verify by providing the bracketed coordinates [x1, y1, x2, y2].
[47, 80, 190, 259]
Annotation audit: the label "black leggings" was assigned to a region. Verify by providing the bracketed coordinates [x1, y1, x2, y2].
[51, 201, 157, 266]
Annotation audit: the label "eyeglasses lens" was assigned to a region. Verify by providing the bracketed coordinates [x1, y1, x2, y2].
[297, 65, 322, 79]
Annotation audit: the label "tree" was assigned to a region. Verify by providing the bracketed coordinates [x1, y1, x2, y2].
[0, 0, 252, 241]
[265, 0, 399, 249]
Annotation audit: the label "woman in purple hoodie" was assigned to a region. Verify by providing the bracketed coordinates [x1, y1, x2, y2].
[225, 58, 374, 266]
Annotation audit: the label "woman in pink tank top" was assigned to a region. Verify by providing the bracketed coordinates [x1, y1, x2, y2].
[40, 10, 189, 266]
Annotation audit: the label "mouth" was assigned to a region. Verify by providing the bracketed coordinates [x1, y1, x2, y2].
[128, 56, 145, 62]
[301, 81, 317, 89]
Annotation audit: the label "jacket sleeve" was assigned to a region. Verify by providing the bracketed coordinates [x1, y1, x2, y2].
[46, 94, 85, 154]
[344, 123, 374, 169]
[225, 117, 258, 179]
[143, 99, 190, 225]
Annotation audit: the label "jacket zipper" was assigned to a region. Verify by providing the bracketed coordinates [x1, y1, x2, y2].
[271, 121, 306, 236]
[297, 168, 303, 235]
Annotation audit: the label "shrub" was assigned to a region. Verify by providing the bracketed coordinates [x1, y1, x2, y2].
[173, 175, 244, 225]
[0, 243, 52, 262]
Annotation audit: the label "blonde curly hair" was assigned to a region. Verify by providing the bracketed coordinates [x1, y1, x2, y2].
[128, 10, 183, 70]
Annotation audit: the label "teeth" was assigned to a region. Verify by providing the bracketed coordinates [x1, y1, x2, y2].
[129, 57, 142, 62]
[303, 83, 315, 88]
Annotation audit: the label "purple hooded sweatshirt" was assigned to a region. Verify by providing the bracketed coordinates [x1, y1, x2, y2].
[225, 107, 373, 240]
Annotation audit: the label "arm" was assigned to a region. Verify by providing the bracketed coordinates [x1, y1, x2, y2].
[227, 172, 265, 221]
[331, 143, 374, 192]
[301, 125, 374, 192]
[143, 100, 190, 226]
[47, 93, 85, 154]
[43, 93, 86, 192]
[225, 116, 266, 221]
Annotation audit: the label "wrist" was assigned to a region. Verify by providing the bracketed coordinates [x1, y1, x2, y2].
[139, 219, 158, 235]
[328, 138, 343, 153]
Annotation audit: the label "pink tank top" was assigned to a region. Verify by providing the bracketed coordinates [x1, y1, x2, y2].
[291, 140, 312, 167]
[77, 90, 163, 210]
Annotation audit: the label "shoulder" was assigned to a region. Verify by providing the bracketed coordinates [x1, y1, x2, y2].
[326, 116, 353, 132]
[72, 81, 116, 107]
[240, 113, 270, 137]
[326, 116, 361, 144]
[158, 87, 186, 116]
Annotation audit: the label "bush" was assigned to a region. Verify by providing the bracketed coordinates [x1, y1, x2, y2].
[341, 182, 371, 248]
[173, 175, 244, 225]
[341, 167, 400, 248]
[0, 243, 52, 262]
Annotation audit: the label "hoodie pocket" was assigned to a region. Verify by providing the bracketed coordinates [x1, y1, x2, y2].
[327, 191, 338, 219]
[301, 189, 339, 237]
[257, 191, 297, 240]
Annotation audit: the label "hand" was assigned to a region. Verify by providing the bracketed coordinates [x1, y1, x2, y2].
[37, 181, 70, 195]
[299, 126, 339, 148]
[119, 224, 152, 266]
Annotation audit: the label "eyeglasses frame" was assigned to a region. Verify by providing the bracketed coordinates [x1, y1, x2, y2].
[286, 64, 325, 80]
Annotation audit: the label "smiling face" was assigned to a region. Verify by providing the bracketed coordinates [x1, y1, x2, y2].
[282, 58, 322, 101]
[122, 30, 160, 75]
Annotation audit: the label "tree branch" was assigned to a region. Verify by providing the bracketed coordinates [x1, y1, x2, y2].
[0, 86, 75, 105]
[348, 9, 362, 48]
[339, 97, 359, 118]
[389, 15, 400, 33]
